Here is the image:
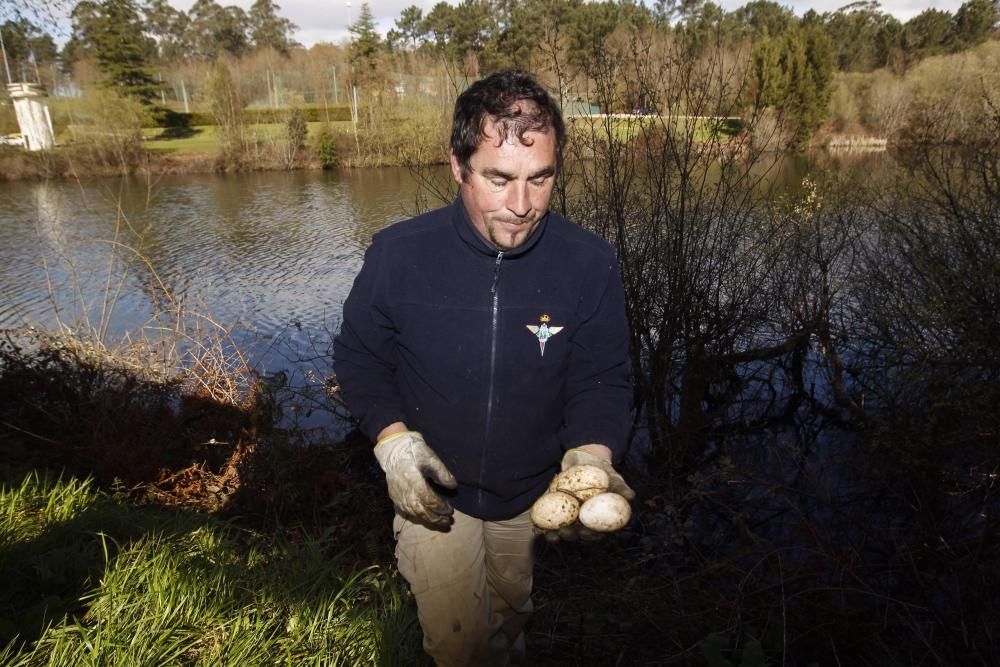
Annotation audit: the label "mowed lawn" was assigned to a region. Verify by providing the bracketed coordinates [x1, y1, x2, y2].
[568, 114, 743, 143]
[142, 121, 355, 154]
[140, 116, 740, 155]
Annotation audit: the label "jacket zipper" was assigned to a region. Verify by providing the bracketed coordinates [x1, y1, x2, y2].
[478, 251, 504, 507]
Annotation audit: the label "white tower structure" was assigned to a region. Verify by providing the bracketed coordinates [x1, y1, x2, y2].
[7, 83, 56, 151]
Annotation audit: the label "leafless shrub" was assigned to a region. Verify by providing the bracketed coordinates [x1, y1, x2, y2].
[561, 30, 800, 477]
[520, 28, 1000, 665]
[63, 88, 150, 175]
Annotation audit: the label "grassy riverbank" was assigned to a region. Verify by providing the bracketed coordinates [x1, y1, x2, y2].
[4, 321, 997, 665]
[0, 326, 426, 664]
[140, 121, 356, 155]
[0, 114, 746, 181]
[0, 470, 423, 666]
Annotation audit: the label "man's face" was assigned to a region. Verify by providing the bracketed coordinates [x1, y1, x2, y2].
[450, 120, 557, 252]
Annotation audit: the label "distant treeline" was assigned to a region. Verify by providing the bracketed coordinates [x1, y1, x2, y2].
[2, 0, 996, 80]
[1, 0, 997, 149]
[2, 0, 997, 91]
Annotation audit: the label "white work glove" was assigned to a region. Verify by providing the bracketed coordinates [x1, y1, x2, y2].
[373, 431, 458, 528]
[539, 447, 635, 543]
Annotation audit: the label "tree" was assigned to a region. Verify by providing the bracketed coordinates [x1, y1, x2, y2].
[0, 18, 57, 81]
[799, 23, 833, 135]
[347, 2, 381, 84]
[282, 106, 306, 167]
[95, 0, 158, 101]
[753, 23, 833, 145]
[207, 57, 245, 167]
[446, 0, 496, 74]
[568, 0, 619, 69]
[491, 0, 577, 69]
[61, 0, 101, 67]
[678, 0, 727, 54]
[823, 1, 902, 72]
[185, 0, 249, 60]
[421, 1, 455, 52]
[730, 0, 795, 40]
[248, 0, 298, 54]
[903, 8, 954, 62]
[952, 0, 999, 49]
[143, 0, 189, 62]
[414, 0, 496, 72]
[65, 0, 158, 103]
[392, 5, 425, 51]
[564, 35, 807, 473]
[218, 5, 250, 56]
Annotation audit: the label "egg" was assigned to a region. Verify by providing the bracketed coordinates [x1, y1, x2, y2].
[548, 464, 610, 502]
[578, 492, 632, 532]
[530, 491, 581, 530]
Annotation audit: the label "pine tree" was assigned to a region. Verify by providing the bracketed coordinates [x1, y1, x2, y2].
[393, 5, 425, 51]
[66, 0, 158, 103]
[753, 24, 833, 146]
[348, 2, 381, 84]
[952, 0, 999, 49]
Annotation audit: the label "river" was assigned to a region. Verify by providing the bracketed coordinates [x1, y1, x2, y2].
[0, 168, 435, 360]
[0, 153, 888, 433]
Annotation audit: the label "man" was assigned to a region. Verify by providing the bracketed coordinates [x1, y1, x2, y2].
[333, 69, 634, 666]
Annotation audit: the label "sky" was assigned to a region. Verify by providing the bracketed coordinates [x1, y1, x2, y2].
[167, 0, 969, 47]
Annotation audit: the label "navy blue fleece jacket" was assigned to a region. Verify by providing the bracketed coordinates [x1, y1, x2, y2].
[333, 197, 632, 520]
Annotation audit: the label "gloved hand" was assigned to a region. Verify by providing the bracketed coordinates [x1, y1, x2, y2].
[373, 431, 458, 528]
[539, 522, 604, 543]
[537, 447, 635, 543]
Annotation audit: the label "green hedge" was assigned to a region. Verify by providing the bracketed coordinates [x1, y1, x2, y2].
[152, 105, 352, 128]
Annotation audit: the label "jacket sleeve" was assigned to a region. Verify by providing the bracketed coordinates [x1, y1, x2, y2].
[333, 235, 408, 441]
[560, 251, 633, 463]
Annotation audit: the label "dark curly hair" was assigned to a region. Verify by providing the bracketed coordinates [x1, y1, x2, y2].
[450, 69, 566, 181]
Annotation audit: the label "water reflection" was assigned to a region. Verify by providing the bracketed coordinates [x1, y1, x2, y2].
[0, 168, 432, 349]
[0, 154, 890, 381]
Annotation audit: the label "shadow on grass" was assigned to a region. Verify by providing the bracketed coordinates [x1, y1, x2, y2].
[0, 328, 393, 557]
[154, 126, 200, 140]
[0, 328, 425, 663]
[0, 462, 201, 648]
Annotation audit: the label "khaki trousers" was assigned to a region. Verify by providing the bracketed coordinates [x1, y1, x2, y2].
[393, 508, 535, 667]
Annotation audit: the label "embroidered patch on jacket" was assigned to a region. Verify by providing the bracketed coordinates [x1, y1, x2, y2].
[526, 314, 564, 357]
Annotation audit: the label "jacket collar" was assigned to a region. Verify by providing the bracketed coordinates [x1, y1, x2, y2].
[451, 195, 548, 258]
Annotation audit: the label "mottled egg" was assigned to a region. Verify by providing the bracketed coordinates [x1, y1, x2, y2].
[578, 492, 632, 532]
[549, 464, 610, 502]
[530, 491, 581, 530]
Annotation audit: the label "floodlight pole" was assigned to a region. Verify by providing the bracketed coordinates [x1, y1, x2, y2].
[0, 28, 12, 85]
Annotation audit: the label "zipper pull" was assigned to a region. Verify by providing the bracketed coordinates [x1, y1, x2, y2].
[491, 252, 503, 294]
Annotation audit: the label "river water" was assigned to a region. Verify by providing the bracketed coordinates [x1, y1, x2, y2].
[0, 169, 439, 369]
[0, 153, 884, 433]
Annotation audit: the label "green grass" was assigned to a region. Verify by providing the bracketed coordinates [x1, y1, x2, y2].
[139, 116, 740, 157]
[569, 114, 743, 144]
[0, 469, 426, 666]
[142, 122, 354, 155]
[142, 126, 220, 153]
